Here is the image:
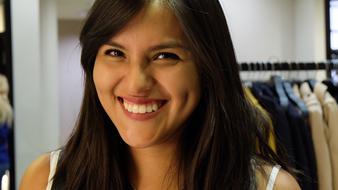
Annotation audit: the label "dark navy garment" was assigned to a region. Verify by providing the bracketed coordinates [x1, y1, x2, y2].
[0, 123, 9, 178]
[285, 103, 318, 190]
[251, 82, 318, 190]
[0, 123, 9, 164]
[251, 83, 296, 165]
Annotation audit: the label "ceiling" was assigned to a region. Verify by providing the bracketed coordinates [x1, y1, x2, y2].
[57, 0, 94, 20]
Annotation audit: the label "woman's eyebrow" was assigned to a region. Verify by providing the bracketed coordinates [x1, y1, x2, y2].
[148, 42, 190, 51]
[104, 41, 190, 51]
[104, 41, 126, 49]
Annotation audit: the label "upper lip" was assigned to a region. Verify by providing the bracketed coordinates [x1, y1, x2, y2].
[119, 96, 167, 104]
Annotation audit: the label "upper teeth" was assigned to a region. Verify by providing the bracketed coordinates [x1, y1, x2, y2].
[123, 101, 161, 114]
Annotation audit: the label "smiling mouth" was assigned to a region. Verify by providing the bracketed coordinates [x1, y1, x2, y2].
[117, 97, 167, 114]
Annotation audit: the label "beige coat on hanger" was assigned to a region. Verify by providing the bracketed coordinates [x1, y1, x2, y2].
[314, 82, 338, 190]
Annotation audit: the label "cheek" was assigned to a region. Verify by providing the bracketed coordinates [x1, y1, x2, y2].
[167, 79, 200, 131]
[93, 64, 110, 112]
[175, 80, 200, 112]
[94, 65, 109, 91]
[156, 65, 201, 110]
[93, 62, 120, 94]
[93, 62, 120, 111]
[173, 65, 200, 98]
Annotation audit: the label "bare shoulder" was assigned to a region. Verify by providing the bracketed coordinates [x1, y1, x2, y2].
[273, 168, 301, 190]
[19, 153, 50, 190]
[256, 165, 300, 190]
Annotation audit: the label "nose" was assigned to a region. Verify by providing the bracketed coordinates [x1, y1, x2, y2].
[126, 60, 155, 96]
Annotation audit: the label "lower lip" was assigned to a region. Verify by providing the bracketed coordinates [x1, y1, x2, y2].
[119, 100, 165, 121]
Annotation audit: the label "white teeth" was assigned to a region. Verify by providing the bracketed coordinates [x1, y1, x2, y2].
[127, 104, 132, 112]
[146, 105, 152, 112]
[152, 104, 158, 111]
[123, 100, 162, 114]
[139, 105, 146, 114]
[132, 104, 138, 113]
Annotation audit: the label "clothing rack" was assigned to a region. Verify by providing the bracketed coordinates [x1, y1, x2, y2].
[239, 61, 338, 81]
[239, 61, 338, 72]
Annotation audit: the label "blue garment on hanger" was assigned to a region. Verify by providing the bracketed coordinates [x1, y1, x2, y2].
[0, 122, 9, 164]
[0, 122, 9, 178]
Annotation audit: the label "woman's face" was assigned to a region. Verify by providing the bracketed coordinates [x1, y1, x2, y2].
[93, 5, 200, 148]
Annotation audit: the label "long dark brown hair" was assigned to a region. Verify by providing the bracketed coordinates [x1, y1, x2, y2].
[52, 0, 291, 189]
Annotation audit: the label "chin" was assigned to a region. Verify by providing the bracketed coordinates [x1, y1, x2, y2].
[120, 134, 157, 149]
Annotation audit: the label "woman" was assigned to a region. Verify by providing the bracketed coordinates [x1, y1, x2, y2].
[20, 0, 300, 189]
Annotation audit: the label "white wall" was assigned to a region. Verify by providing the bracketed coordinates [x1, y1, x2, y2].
[294, 0, 326, 62]
[221, 0, 295, 62]
[58, 20, 84, 144]
[11, 0, 59, 187]
[40, 0, 60, 155]
[221, 0, 326, 62]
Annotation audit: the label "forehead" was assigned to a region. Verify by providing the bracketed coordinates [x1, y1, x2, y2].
[111, 4, 186, 44]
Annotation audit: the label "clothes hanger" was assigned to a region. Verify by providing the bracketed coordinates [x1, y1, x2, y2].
[305, 62, 317, 91]
[278, 62, 307, 114]
[283, 81, 308, 117]
[241, 62, 253, 87]
[271, 75, 289, 109]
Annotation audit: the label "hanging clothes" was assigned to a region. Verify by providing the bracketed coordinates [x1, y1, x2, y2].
[322, 80, 338, 102]
[0, 75, 12, 126]
[314, 82, 338, 190]
[244, 87, 277, 153]
[239, 61, 338, 190]
[0, 74, 12, 178]
[251, 82, 318, 190]
[250, 83, 296, 164]
[299, 82, 333, 190]
[285, 96, 318, 190]
[0, 122, 9, 177]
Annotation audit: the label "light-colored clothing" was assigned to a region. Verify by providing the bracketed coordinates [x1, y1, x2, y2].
[46, 150, 281, 190]
[46, 150, 61, 190]
[266, 165, 281, 190]
[314, 82, 338, 190]
[300, 82, 333, 190]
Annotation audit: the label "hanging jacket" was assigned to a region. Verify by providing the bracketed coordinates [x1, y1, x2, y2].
[300, 82, 333, 190]
[314, 82, 338, 190]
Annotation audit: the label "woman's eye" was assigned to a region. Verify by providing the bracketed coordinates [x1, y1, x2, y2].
[104, 49, 124, 57]
[156, 52, 180, 60]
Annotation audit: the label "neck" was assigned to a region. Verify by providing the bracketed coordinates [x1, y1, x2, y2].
[128, 141, 180, 190]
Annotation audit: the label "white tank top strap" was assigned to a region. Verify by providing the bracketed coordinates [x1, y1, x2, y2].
[266, 164, 281, 190]
[46, 150, 61, 190]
